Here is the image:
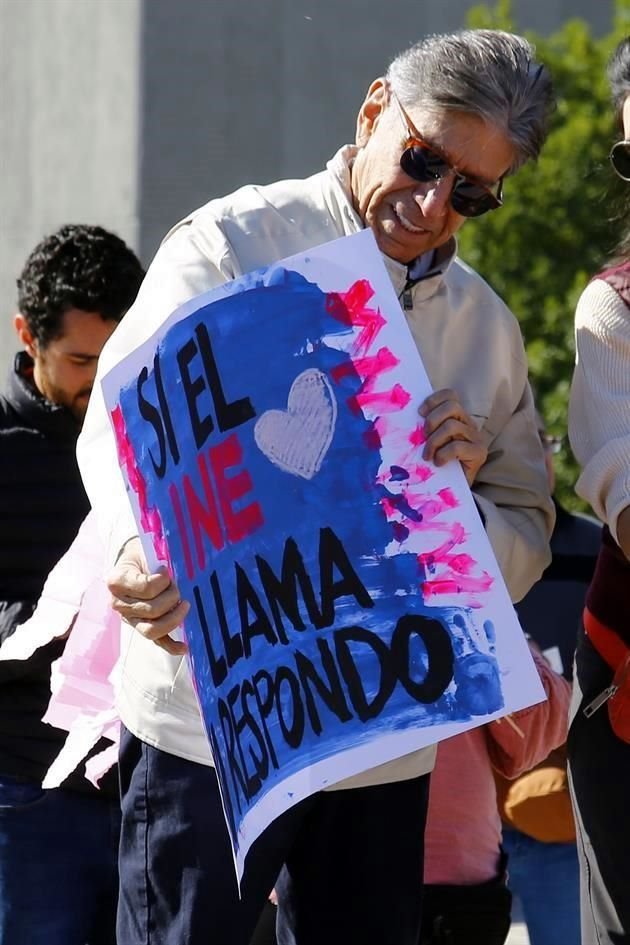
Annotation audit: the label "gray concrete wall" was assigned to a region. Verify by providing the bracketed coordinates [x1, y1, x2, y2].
[0, 0, 140, 374]
[137, 0, 613, 261]
[0, 0, 614, 379]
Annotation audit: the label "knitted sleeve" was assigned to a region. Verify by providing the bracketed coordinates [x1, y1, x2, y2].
[569, 278, 630, 542]
[485, 648, 570, 779]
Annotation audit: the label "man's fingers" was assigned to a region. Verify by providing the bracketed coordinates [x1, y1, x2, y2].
[419, 388, 461, 417]
[422, 419, 476, 461]
[114, 536, 147, 571]
[431, 439, 484, 466]
[417, 389, 485, 483]
[111, 581, 182, 621]
[106, 536, 190, 651]
[155, 635, 188, 657]
[421, 400, 469, 437]
[108, 564, 173, 602]
[127, 599, 191, 642]
[108, 536, 174, 601]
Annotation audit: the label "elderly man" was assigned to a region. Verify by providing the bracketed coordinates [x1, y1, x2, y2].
[79, 29, 555, 945]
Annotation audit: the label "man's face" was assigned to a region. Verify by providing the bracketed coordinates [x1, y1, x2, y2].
[351, 79, 516, 264]
[15, 308, 118, 424]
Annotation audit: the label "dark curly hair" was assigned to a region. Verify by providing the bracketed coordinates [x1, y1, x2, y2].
[17, 224, 145, 348]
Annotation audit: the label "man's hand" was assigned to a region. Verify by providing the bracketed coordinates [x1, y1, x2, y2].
[108, 537, 189, 656]
[419, 388, 488, 486]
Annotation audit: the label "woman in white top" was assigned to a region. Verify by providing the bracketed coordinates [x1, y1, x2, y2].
[568, 34, 630, 945]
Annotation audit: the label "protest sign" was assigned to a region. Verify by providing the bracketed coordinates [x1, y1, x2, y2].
[102, 229, 544, 877]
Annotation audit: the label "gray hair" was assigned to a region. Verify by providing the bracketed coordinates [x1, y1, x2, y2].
[385, 29, 555, 172]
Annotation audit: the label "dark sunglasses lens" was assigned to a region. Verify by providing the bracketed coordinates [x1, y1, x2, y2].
[400, 145, 447, 182]
[610, 142, 630, 181]
[450, 183, 499, 218]
[401, 146, 499, 218]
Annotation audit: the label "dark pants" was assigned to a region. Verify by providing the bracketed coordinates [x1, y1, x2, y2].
[568, 627, 630, 944]
[118, 726, 429, 945]
[419, 871, 511, 945]
[0, 775, 120, 945]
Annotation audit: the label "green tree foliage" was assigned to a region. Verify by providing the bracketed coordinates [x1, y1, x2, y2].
[458, 0, 630, 510]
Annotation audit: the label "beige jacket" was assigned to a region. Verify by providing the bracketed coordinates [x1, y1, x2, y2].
[78, 146, 553, 786]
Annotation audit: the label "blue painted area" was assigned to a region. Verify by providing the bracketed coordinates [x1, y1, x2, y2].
[389, 465, 410, 482]
[118, 268, 503, 848]
[378, 486, 424, 522]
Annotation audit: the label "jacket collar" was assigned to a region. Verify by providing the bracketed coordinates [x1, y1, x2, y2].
[323, 145, 458, 301]
[6, 351, 80, 440]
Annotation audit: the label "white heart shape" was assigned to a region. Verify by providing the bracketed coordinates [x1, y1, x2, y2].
[254, 369, 337, 480]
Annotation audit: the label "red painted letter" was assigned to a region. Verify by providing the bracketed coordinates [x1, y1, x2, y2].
[210, 433, 264, 544]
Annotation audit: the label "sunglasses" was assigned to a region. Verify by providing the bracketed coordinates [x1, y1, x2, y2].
[610, 140, 630, 181]
[391, 91, 504, 218]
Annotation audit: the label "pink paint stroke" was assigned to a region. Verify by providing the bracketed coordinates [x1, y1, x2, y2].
[325, 280, 491, 605]
[374, 420, 432, 475]
[409, 424, 427, 447]
[417, 524, 468, 564]
[422, 571, 495, 598]
[111, 404, 170, 565]
[332, 346, 411, 417]
[325, 280, 386, 356]
[372, 425, 433, 484]
[436, 487, 459, 509]
[331, 347, 399, 393]
[404, 464, 433, 484]
[380, 491, 461, 533]
[351, 383, 412, 415]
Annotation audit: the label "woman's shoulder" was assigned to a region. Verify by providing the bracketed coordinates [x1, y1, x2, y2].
[594, 260, 630, 307]
[576, 267, 630, 334]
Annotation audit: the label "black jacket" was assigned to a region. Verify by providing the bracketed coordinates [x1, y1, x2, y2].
[515, 499, 602, 679]
[0, 352, 116, 796]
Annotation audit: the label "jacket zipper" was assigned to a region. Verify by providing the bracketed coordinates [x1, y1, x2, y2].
[398, 269, 443, 311]
[399, 279, 415, 311]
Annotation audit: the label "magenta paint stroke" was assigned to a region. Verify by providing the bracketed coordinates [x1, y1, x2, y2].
[373, 419, 431, 476]
[325, 277, 493, 607]
[419, 527, 470, 567]
[325, 280, 386, 357]
[110, 404, 170, 566]
[380, 488, 461, 530]
[331, 347, 411, 415]
[353, 384, 411, 414]
[422, 572, 495, 600]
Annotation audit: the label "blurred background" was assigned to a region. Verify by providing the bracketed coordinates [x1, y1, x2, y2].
[1, 0, 628, 508]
